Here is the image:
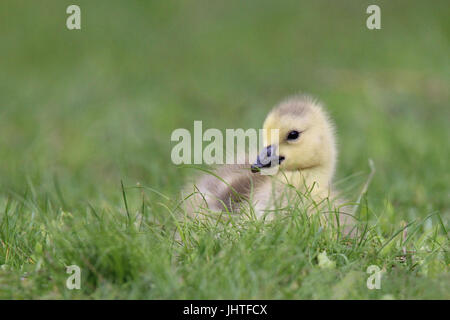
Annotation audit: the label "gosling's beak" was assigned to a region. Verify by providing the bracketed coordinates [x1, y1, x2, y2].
[251, 145, 285, 173]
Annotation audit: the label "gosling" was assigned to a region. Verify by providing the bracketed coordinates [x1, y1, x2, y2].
[183, 95, 355, 234]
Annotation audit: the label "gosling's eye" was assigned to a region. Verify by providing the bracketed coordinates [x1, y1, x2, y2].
[287, 130, 300, 141]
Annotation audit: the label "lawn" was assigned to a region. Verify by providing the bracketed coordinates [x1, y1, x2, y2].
[0, 0, 448, 299]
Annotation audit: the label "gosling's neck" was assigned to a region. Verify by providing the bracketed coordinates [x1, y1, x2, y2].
[276, 162, 335, 196]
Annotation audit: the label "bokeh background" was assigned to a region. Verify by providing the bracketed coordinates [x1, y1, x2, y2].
[0, 0, 448, 299]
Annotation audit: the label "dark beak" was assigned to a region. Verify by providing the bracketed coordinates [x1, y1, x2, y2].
[251, 145, 285, 173]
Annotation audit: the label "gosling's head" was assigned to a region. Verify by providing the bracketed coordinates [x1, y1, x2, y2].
[251, 95, 337, 176]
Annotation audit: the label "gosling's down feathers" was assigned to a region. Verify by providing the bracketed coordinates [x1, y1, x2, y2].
[183, 95, 354, 232]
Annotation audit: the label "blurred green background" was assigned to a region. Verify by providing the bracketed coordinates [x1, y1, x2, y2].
[0, 0, 448, 299]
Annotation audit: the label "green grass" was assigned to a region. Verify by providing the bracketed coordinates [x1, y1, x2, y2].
[0, 0, 449, 299]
